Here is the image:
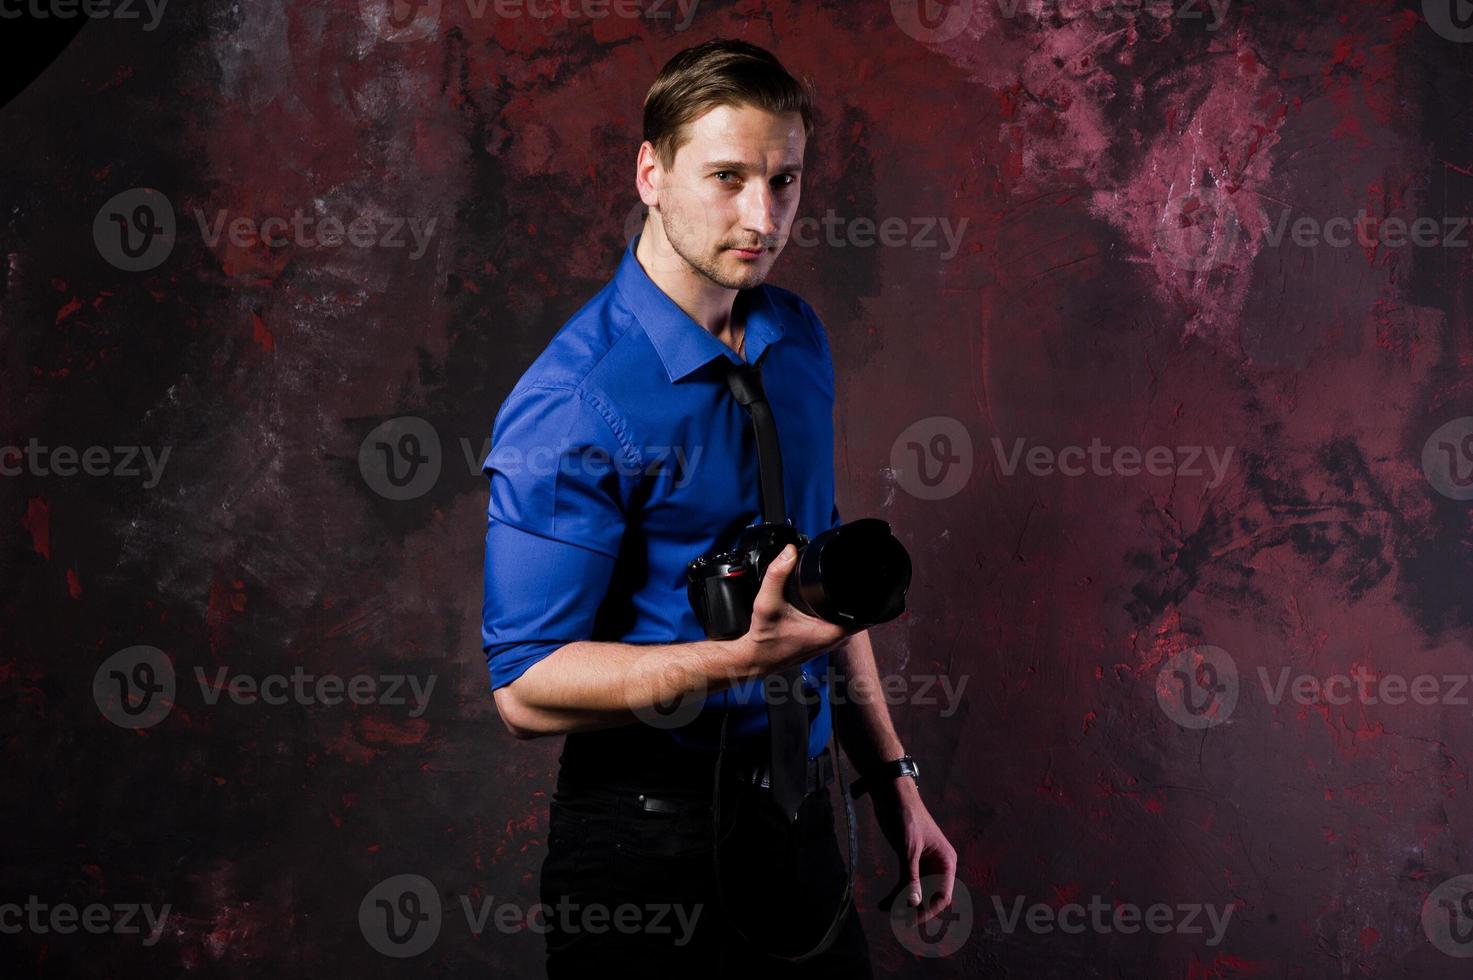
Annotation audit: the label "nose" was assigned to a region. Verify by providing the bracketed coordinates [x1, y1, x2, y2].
[739, 182, 780, 242]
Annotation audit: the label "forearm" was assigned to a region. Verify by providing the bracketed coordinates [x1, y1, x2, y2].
[833, 630, 922, 805]
[832, 630, 905, 770]
[493, 636, 760, 739]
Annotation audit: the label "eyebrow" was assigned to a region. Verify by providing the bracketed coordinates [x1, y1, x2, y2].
[702, 160, 804, 175]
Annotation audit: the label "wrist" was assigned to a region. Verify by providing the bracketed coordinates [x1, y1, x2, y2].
[718, 635, 762, 683]
[849, 754, 920, 800]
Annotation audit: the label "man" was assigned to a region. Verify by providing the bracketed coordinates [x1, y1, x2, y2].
[481, 39, 956, 976]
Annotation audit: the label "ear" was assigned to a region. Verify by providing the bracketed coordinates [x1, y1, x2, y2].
[635, 141, 662, 209]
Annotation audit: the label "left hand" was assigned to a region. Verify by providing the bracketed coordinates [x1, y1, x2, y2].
[871, 779, 958, 925]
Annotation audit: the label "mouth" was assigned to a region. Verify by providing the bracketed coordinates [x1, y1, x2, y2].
[729, 246, 766, 259]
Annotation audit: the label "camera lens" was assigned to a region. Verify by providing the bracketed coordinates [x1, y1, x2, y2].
[790, 518, 911, 627]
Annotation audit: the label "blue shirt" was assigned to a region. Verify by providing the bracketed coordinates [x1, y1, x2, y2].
[481, 231, 843, 758]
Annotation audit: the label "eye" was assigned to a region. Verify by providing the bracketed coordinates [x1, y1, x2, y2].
[714, 171, 738, 183]
[773, 175, 797, 188]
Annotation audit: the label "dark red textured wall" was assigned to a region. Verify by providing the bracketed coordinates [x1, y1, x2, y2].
[2, 1, 1471, 976]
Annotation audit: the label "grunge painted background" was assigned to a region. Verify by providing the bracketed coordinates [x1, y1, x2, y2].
[2, 0, 1472, 976]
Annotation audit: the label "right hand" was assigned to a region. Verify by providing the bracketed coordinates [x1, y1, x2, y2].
[738, 544, 862, 672]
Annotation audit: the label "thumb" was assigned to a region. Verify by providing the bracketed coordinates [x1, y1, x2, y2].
[876, 865, 924, 913]
[755, 544, 798, 607]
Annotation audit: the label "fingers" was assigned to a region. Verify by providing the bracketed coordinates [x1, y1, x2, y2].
[916, 848, 959, 925]
[907, 855, 923, 910]
[753, 543, 797, 613]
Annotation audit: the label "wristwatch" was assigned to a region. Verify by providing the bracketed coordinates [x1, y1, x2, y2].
[849, 755, 920, 799]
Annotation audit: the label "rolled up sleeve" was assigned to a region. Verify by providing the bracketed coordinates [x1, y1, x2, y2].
[481, 383, 637, 691]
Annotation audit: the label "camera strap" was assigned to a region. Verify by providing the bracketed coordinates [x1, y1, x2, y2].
[710, 355, 859, 963]
[722, 361, 807, 822]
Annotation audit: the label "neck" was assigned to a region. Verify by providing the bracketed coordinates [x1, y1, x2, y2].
[635, 220, 743, 346]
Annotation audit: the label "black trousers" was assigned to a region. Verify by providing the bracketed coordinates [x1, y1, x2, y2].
[538, 756, 874, 978]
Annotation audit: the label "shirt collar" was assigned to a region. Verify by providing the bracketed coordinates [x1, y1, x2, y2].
[614, 231, 784, 383]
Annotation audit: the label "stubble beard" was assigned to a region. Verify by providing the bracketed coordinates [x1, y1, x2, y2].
[657, 204, 771, 291]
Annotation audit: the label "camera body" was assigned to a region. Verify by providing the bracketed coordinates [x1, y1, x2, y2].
[686, 517, 912, 641]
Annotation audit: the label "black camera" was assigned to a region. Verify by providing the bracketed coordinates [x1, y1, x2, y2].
[686, 518, 913, 640]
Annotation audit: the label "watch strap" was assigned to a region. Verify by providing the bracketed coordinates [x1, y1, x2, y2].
[849, 755, 919, 799]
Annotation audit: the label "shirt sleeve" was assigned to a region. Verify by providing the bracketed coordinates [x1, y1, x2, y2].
[481, 383, 638, 691]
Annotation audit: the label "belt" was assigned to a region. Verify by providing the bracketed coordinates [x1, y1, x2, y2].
[635, 753, 835, 814]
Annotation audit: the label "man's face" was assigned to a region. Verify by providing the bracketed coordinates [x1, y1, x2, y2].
[643, 103, 805, 290]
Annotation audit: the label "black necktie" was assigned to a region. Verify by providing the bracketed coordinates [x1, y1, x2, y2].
[723, 358, 809, 824]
